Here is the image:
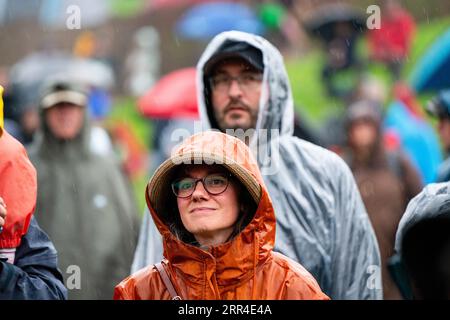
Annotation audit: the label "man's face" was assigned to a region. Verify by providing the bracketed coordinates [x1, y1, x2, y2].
[438, 117, 450, 151]
[210, 59, 263, 132]
[45, 102, 84, 140]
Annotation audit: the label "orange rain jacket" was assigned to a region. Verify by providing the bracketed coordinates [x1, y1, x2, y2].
[114, 132, 329, 300]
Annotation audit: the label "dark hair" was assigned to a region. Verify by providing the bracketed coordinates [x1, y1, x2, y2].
[164, 165, 257, 246]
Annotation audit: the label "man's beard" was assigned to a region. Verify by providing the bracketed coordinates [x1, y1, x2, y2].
[214, 99, 258, 132]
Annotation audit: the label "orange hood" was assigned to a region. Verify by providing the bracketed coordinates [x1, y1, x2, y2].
[0, 131, 37, 248]
[145, 131, 276, 290]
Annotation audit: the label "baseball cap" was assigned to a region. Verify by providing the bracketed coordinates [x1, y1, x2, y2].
[39, 77, 88, 110]
[203, 41, 264, 77]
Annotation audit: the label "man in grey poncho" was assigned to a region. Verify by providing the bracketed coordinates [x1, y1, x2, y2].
[29, 78, 139, 299]
[132, 31, 382, 300]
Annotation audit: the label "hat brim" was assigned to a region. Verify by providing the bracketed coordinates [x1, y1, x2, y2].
[147, 152, 261, 221]
[41, 91, 87, 109]
[203, 52, 263, 77]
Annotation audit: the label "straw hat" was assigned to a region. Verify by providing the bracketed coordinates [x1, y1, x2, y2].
[147, 134, 262, 221]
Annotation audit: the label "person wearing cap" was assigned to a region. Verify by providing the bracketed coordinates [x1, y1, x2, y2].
[114, 131, 329, 300]
[132, 31, 382, 300]
[391, 182, 450, 299]
[342, 99, 423, 299]
[426, 90, 450, 182]
[28, 78, 139, 299]
[0, 86, 67, 299]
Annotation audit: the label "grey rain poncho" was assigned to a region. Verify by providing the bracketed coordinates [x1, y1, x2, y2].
[132, 31, 382, 300]
[395, 182, 450, 254]
[29, 100, 139, 300]
[392, 182, 450, 299]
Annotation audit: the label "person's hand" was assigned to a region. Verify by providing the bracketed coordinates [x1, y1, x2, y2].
[0, 196, 6, 233]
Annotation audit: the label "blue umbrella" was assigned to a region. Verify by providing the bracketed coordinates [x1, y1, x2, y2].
[175, 1, 265, 40]
[410, 28, 450, 93]
[384, 100, 442, 184]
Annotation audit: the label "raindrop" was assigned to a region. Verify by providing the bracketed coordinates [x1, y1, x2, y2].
[93, 194, 108, 209]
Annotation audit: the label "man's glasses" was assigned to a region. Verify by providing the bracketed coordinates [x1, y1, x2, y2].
[171, 173, 232, 198]
[210, 72, 263, 93]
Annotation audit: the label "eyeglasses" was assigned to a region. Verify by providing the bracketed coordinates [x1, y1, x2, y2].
[171, 173, 232, 198]
[210, 72, 263, 93]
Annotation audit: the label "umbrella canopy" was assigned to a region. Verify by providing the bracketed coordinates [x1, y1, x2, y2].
[10, 52, 114, 90]
[9, 52, 71, 87]
[68, 59, 115, 90]
[304, 3, 366, 42]
[175, 1, 265, 40]
[8, 52, 73, 115]
[384, 100, 442, 184]
[149, 0, 220, 11]
[8, 52, 114, 119]
[410, 28, 450, 93]
[138, 67, 199, 119]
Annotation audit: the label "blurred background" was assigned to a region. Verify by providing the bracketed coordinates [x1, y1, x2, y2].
[0, 0, 449, 213]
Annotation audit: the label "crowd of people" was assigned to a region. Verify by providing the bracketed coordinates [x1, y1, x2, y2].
[1, 1, 449, 301]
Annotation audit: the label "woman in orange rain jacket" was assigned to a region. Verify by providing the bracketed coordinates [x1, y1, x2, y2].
[114, 131, 329, 300]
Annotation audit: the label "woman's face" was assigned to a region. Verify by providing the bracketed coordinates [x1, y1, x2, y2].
[175, 164, 240, 246]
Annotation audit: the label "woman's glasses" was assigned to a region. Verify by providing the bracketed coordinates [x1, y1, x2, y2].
[171, 173, 231, 198]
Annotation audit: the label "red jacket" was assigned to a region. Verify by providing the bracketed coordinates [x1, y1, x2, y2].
[0, 131, 37, 249]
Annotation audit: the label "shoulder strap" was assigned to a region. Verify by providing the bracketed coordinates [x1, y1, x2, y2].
[154, 261, 182, 300]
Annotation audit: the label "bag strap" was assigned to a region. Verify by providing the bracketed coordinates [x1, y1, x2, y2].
[386, 150, 404, 181]
[154, 261, 182, 300]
